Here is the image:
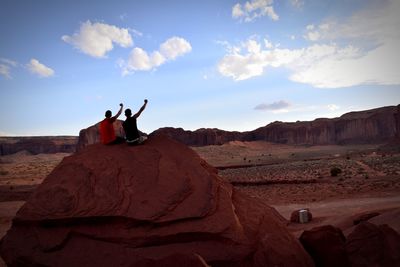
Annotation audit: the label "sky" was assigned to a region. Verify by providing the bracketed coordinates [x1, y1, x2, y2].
[0, 0, 399, 136]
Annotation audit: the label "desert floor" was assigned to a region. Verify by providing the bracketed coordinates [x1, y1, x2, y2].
[1, 142, 400, 266]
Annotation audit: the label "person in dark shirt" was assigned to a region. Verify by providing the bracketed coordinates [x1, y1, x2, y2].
[123, 99, 148, 145]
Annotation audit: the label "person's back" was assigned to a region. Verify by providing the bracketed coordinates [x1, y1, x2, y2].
[122, 116, 139, 141]
[100, 117, 117, 144]
[123, 99, 148, 145]
[99, 103, 124, 145]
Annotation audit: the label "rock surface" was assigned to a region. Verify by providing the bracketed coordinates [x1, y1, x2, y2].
[76, 120, 125, 151]
[0, 136, 77, 156]
[300, 225, 350, 267]
[244, 105, 398, 145]
[346, 222, 400, 267]
[0, 134, 313, 267]
[152, 127, 244, 146]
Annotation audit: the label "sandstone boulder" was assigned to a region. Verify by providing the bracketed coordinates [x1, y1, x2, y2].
[0, 134, 313, 267]
[346, 222, 400, 267]
[300, 225, 350, 267]
[76, 120, 125, 151]
[353, 212, 380, 225]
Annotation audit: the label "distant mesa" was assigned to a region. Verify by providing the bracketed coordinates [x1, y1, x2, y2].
[0, 134, 313, 266]
[151, 105, 400, 146]
[0, 136, 77, 156]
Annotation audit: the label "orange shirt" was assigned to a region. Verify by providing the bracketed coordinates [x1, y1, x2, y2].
[100, 118, 116, 144]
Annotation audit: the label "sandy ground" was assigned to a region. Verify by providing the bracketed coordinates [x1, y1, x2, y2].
[0, 151, 68, 186]
[194, 141, 400, 204]
[1, 141, 400, 265]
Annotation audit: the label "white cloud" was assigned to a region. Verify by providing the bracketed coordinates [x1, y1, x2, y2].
[121, 36, 191, 74]
[27, 59, 54, 78]
[264, 38, 273, 48]
[0, 64, 11, 79]
[123, 48, 165, 72]
[303, 0, 400, 44]
[232, 3, 244, 18]
[255, 100, 291, 111]
[0, 58, 17, 67]
[159, 37, 192, 60]
[219, 0, 400, 88]
[290, 0, 304, 8]
[327, 104, 340, 111]
[0, 58, 17, 79]
[232, 0, 279, 22]
[62, 20, 133, 58]
[304, 31, 320, 41]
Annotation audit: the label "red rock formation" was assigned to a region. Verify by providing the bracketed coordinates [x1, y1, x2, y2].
[246, 106, 398, 145]
[151, 106, 399, 146]
[0, 136, 77, 156]
[0, 134, 313, 267]
[152, 127, 244, 146]
[346, 222, 400, 267]
[300, 225, 350, 267]
[76, 120, 125, 151]
[353, 212, 380, 225]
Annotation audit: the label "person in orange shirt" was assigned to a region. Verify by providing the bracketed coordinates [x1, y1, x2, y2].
[100, 103, 125, 145]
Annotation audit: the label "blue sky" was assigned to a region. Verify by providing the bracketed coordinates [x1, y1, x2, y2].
[0, 0, 399, 136]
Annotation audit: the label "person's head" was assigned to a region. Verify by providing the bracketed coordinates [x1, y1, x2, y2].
[125, 108, 132, 117]
[105, 110, 112, 118]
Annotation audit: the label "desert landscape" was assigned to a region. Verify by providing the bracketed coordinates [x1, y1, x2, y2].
[2, 115, 398, 265]
[2, 0, 400, 265]
[1, 133, 400, 265]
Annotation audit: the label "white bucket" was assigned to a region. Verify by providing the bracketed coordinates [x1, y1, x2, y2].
[299, 209, 309, 223]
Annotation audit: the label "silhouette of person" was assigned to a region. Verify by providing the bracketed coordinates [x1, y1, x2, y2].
[123, 99, 148, 145]
[100, 103, 125, 145]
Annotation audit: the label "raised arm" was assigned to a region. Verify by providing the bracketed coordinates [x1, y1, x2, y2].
[112, 103, 124, 120]
[133, 99, 148, 119]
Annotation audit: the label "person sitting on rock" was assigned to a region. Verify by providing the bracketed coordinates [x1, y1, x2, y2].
[100, 103, 125, 145]
[123, 99, 148, 145]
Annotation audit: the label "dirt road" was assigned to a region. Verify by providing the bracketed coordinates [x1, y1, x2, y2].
[273, 194, 400, 237]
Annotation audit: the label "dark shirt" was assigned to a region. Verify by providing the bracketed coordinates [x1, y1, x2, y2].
[123, 117, 140, 141]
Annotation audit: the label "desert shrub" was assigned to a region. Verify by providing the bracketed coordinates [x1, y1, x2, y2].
[330, 167, 342, 177]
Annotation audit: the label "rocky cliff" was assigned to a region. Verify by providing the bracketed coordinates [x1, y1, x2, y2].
[152, 127, 244, 146]
[153, 105, 399, 146]
[245, 105, 398, 145]
[0, 136, 77, 156]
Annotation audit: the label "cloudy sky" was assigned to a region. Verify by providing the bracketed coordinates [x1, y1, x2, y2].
[0, 0, 399, 136]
